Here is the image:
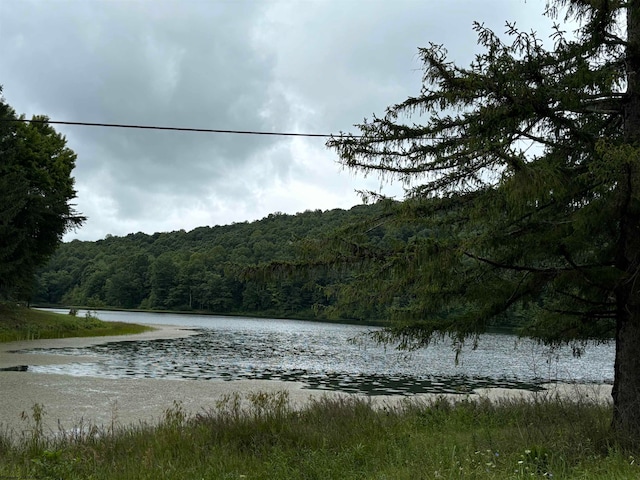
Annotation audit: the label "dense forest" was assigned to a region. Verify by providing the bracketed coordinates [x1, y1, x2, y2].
[33, 202, 418, 323]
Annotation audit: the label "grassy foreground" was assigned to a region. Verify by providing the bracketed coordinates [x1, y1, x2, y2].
[0, 304, 152, 342]
[0, 391, 636, 479]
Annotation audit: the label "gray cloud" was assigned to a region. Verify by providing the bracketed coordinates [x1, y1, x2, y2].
[0, 0, 553, 240]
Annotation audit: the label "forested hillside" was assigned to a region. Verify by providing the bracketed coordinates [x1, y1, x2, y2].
[33, 202, 411, 322]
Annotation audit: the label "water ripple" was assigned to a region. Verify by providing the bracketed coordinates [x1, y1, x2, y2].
[20, 312, 614, 395]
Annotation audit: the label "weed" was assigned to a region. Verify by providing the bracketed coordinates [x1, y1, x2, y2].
[1, 392, 639, 479]
[31, 448, 79, 480]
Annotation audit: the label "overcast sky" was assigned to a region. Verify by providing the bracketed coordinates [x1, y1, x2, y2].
[0, 0, 554, 241]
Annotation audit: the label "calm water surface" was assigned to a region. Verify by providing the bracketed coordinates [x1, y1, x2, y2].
[21, 309, 614, 395]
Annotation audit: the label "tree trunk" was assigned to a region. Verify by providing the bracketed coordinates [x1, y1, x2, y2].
[612, 0, 640, 442]
[613, 286, 640, 441]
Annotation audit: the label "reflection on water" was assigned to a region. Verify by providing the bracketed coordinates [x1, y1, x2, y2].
[21, 310, 614, 395]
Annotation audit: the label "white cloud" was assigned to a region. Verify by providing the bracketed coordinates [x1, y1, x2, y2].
[0, 0, 555, 241]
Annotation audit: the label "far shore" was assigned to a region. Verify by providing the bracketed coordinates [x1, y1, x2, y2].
[32, 304, 391, 328]
[0, 324, 612, 436]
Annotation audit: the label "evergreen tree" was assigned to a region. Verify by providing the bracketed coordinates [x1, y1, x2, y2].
[0, 88, 85, 300]
[328, 1, 640, 440]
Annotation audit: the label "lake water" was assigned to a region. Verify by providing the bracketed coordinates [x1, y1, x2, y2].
[22, 309, 614, 396]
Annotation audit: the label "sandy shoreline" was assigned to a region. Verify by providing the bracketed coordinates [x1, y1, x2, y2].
[0, 326, 613, 436]
[0, 325, 349, 434]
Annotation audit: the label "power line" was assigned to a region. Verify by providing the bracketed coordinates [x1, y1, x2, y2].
[3, 117, 353, 138]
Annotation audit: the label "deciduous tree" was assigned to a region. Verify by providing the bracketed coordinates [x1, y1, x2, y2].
[0, 89, 84, 300]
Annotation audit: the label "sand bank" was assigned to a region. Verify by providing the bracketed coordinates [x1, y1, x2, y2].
[0, 326, 344, 434]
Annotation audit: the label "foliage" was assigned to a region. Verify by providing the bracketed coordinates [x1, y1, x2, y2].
[328, 3, 626, 344]
[1, 392, 637, 479]
[0, 88, 85, 300]
[33, 203, 417, 324]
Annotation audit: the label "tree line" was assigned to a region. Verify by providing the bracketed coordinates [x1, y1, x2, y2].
[33, 202, 421, 323]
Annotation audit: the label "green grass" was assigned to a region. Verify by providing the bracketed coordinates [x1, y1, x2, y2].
[0, 303, 152, 342]
[0, 391, 637, 479]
